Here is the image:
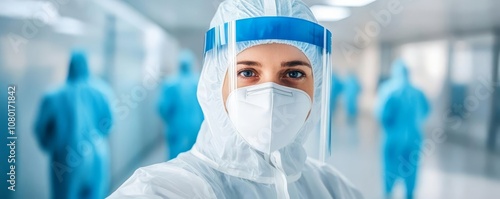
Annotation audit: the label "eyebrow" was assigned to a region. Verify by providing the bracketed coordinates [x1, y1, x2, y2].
[282, 60, 311, 68]
[237, 61, 261, 67]
[237, 60, 311, 68]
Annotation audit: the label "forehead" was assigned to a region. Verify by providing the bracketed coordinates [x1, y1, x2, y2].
[237, 43, 310, 63]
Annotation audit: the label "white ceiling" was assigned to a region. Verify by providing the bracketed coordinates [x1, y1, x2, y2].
[122, 0, 500, 44]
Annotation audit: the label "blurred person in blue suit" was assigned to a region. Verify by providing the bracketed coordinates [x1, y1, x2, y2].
[343, 73, 361, 124]
[34, 50, 113, 199]
[376, 59, 430, 199]
[157, 49, 204, 160]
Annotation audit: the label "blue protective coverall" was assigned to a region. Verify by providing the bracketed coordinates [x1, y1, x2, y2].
[34, 51, 113, 199]
[157, 50, 204, 160]
[343, 73, 361, 123]
[376, 59, 430, 199]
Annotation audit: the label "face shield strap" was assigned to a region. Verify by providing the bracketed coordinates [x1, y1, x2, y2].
[204, 16, 332, 57]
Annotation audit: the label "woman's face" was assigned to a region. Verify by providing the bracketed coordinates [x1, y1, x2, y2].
[222, 43, 314, 106]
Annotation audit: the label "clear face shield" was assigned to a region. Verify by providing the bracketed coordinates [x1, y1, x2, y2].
[204, 16, 333, 161]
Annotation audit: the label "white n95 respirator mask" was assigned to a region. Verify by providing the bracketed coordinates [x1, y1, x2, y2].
[226, 82, 312, 154]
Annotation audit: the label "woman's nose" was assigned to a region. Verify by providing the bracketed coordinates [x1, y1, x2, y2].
[259, 72, 282, 85]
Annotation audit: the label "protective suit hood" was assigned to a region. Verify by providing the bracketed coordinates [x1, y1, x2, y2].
[67, 50, 90, 82]
[192, 0, 324, 183]
[179, 49, 195, 74]
[390, 59, 409, 83]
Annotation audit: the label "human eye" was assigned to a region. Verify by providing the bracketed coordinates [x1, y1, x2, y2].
[237, 69, 257, 78]
[285, 70, 305, 79]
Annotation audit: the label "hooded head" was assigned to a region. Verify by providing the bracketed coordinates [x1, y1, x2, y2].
[192, 0, 328, 183]
[179, 49, 195, 74]
[390, 59, 409, 83]
[67, 50, 90, 82]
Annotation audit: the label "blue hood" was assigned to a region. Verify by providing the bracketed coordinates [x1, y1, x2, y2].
[67, 50, 90, 82]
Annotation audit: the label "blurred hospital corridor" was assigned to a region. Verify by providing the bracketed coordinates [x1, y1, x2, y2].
[1, 0, 500, 198]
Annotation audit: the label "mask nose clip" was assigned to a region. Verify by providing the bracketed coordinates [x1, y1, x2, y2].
[245, 82, 295, 97]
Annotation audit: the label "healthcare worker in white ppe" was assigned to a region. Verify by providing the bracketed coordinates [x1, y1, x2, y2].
[108, 0, 363, 198]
